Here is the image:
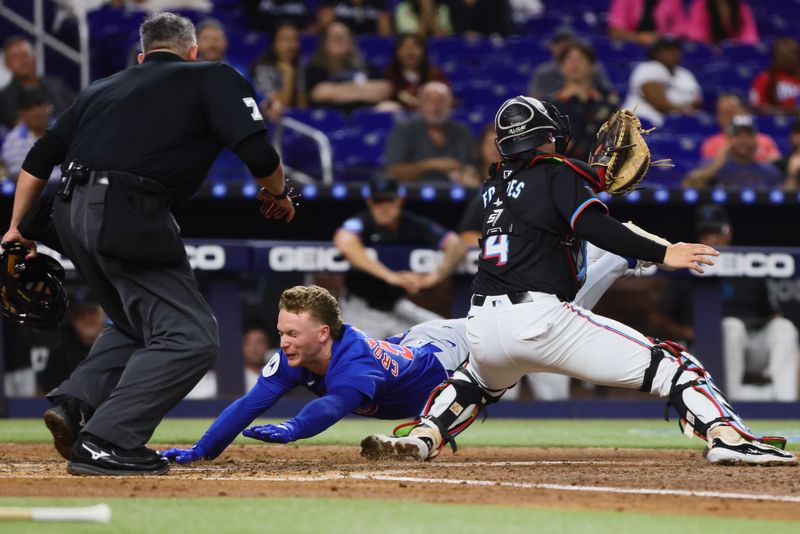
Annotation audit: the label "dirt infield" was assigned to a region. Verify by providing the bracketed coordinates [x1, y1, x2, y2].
[2, 443, 799, 520]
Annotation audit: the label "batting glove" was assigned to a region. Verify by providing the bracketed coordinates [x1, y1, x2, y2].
[242, 423, 295, 444]
[160, 444, 207, 464]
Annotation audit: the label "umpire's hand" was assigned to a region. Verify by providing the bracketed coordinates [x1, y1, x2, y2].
[663, 243, 720, 274]
[1, 228, 37, 259]
[257, 188, 296, 223]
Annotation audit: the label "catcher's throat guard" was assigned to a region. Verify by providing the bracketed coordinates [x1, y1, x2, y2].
[0, 242, 68, 330]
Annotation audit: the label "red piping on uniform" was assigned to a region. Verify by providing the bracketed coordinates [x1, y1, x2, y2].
[524, 154, 605, 192]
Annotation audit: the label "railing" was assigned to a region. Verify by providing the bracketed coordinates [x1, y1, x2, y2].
[0, 0, 90, 88]
[271, 116, 334, 185]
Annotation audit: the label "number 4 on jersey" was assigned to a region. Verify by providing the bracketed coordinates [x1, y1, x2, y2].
[483, 234, 509, 266]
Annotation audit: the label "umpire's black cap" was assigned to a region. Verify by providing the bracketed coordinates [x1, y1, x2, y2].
[368, 175, 400, 201]
[694, 204, 731, 234]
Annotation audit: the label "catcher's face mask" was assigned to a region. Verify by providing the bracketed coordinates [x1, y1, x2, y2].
[0, 242, 68, 330]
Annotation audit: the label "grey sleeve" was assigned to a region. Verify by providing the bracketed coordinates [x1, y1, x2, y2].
[384, 123, 411, 166]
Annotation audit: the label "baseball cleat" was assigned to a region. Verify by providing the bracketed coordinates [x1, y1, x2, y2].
[67, 434, 170, 476]
[360, 434, 430, 461]
[43, 395, 93, 460]
[705, 436, 797, 466]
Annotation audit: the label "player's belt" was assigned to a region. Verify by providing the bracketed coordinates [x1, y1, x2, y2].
[471, 291, 533, 306]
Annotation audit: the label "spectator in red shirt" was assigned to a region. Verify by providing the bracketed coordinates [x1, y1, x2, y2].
[701, 93, 779, 162]
[384, 34, 447, 110]
[608, 0, 687, 46]
[750, 37, 800, 115]
[684, 0, 759, 46]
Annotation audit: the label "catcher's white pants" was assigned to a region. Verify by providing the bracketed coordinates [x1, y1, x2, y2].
[467, 293, 666, 394]
[340, 293, 443, 340]
[722, 316, 799, 401]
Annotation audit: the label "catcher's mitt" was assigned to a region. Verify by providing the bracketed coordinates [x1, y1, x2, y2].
[588, 109, 671, 195]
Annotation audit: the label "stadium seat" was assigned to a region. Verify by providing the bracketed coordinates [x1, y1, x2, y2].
[350, 109, 405, 132]
[331, 129, 387, 181]
[226, 32, 268, 66]
[661, 113, 718, 138]
[283, 109, 347, 134]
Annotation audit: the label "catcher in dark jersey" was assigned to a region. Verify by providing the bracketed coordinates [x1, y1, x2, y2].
[362, 96, 796, 466]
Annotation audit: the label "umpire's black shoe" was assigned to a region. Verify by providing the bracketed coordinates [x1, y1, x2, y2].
[67, 433, 170, 476]
[43, 395, 94, 460]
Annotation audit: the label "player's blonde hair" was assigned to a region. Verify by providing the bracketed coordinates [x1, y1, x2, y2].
[279, 285, 344, 339]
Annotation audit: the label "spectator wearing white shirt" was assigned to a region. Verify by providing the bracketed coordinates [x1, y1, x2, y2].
[622, 35, 702, 127]
[1, 90, 59, 181]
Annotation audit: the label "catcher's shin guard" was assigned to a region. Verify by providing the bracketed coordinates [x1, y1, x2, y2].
[396, 362, 504, 459]
[640, 340, 765, 443]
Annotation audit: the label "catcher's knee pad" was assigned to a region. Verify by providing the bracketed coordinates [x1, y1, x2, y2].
[396, 362, 504, 457]
[640, 340, 755, 441]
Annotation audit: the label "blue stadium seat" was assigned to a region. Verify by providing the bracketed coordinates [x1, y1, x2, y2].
[206, 148, 249, 181]
[451, 107, 493, 136]
[429, 37, 495, 63]
[226, 32, 268, 66]
[350, 109, 405, 132]
[284, 109, 347, 134]
[661, 113, 718, 138]
[720, 42, 770, 64]
[331, 129, 387, 181]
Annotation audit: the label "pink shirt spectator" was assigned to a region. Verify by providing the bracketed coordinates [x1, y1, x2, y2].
[608, 0, 687, 35]
[701, 132, 780, 162]
[684, 0, 759, 45]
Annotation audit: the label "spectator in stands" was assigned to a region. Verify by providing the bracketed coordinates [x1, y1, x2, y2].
[0, 36, 75, 129]
[608, 0, 687, 45]
[548, 41, 619, 160]
[304, 22, 392, 111]
[196, 19, 249, 79]
[622, 35, 702, 127]
[773, 116, 800, 191]
[395, 0, 453, 37]
[649, 204, 799, 401]
[750, 37, 800, 115]
[1, 91, 59, 181]
[333, 175, 466, 339]
[38, 290, 106, 395]
[251, 23, 306, 120]
[701, 93, 779, 163]
[318, 0, 393, 36]
[527, 28, 612, 100]
[448, 0, 513, 37]
[243, 0, 316, 34]
[384, 81, 477, 184]
[684, 0, 759, 46]
[684, 114, 784, 189]
[242, 325, 272, 391]
[384, 34, 448, 109]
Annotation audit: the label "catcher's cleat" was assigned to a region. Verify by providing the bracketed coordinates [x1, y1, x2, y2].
[705, 435, 797, 466]
[360, 435, 430, 462]
[43, 395, 93, 460]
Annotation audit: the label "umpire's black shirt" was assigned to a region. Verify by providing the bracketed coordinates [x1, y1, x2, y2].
[47, 52, 267, 201]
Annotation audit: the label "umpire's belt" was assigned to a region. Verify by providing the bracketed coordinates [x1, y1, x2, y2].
[89, 170, 174, 203]
[471, 292, 533, 307]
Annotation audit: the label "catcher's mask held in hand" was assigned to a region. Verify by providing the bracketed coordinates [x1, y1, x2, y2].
[495, 96, 569, 157]
[588, 108, 673, 194]
[0, 242, 67, 329]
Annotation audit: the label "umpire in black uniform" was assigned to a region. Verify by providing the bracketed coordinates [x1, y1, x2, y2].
[2, 13, 294, 476]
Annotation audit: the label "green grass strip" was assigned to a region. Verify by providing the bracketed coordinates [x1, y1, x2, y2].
[3, 418, 798, 450]
[0, 497, 794, 534]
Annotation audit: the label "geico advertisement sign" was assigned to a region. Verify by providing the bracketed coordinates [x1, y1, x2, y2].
[693, 252, 795, 278]
[268, 246, 480, 273]
[36, 244, 227, 271]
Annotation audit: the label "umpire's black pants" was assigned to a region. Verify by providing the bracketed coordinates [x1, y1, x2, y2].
[48, 180, 218, 449]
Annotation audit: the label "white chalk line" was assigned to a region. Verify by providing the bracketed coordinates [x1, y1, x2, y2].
[3, 469, 800, 504]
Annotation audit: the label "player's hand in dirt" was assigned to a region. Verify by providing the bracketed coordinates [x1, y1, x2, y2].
[663, 242, 719, 274]
[160, 445, 206, 463]
[243, 423, 294, 444]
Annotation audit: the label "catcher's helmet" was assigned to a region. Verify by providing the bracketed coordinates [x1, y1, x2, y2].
[494, 96, 571, 157]
[0, 242, 67, 330]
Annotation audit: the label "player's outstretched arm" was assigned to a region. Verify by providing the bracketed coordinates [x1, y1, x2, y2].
[243, 387, 367, 444]
[161, 378, 284, 463]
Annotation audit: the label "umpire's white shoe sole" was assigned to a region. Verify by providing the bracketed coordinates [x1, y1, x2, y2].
[705, 438, 797, 466]
[360, 435, 429, 461]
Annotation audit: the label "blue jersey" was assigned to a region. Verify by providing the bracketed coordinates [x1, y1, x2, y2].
[193, 324, 447, 458]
